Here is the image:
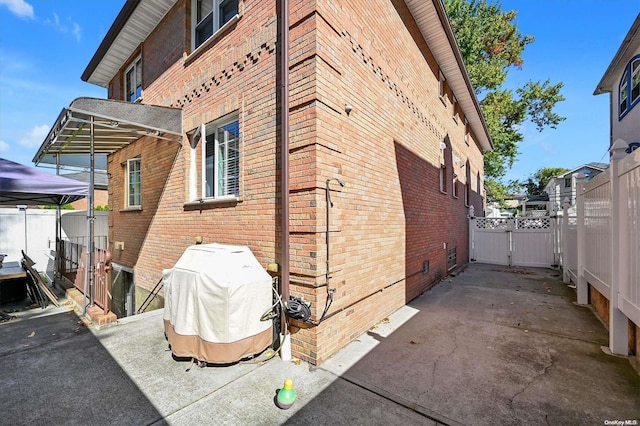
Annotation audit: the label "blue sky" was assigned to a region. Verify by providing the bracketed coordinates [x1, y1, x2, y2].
[0, 0, 639, 183]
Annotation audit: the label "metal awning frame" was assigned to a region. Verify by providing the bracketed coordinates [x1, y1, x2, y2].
[32, 97, 182, 314]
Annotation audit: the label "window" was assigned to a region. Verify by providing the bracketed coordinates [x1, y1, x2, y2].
[632, 57, 640, 104]
[564, 177, 571, 188]
[452, 176, 458, 198]
[193, 0, 239, 50]
[477, 172, 481, 194]
[619, 75, 628, 115]
[438, 71, 445, 99]
[464, 119, 470, 145]
[125, 157, 141, 208]
[125, 57, 142, 102]
[439, 164, 447, 193]
[618, 55, 640, 118]
[203, 115, 240, 198]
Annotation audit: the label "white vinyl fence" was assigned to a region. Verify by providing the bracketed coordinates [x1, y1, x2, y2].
[0, 209, 107, 275]
[560, 141, 639, 356]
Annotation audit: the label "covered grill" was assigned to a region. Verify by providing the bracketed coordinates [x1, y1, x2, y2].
[163, 244, 273, 364]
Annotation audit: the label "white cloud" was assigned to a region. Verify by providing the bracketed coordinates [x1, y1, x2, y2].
[0, 0, 34, 19]
[45, 12, 82, 42]
[0, 140, 9, 153]
[19, 125, 49, 148]
[72, 22, 81, 42]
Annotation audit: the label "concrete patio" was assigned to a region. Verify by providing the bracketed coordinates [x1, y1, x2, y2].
[1, 264, 638, 425]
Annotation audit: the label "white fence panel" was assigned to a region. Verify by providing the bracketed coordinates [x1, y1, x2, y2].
[0, 209, 58, 271]
[563, 216, 578, 282]
[0, 209, 108, 272]
[618, 149, 640, 326]
[470, 218, 510, 265]
[583, 173, 612, 297]
[511, 217, 554, 268]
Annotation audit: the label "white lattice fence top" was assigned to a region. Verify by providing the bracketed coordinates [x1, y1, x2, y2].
[474, 217, 552, 230]
[516, 217, 551, 229]
[475, 218, 509, 229]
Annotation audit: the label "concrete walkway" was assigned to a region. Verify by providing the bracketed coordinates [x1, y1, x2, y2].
[1, 264, 638, 425]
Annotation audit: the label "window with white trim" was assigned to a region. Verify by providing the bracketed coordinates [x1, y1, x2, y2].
[125, 57, 142, 103]
[125, 157, 141, 208]
[439, 164, 447, 193]
[631, 57, 640, 104]
[452, 175, 459, 198]
[464, 119, 470, 145]
[203, 114, 240, 199]
[192, 0, 239, 50]
[439, 71, 445, 99]
[618, 54, 640, 118]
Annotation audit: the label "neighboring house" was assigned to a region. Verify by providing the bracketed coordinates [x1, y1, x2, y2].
[63, 171, 109, 210]
[544, 163, 608, 212]
[34, 0, 491, 364]
[520, 194, 549, 217]
[594, 14, 640, 151]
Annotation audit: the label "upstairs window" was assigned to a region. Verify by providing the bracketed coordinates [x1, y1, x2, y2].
[564, 177, 571, 188]
[125, 157, 142, 208]
[125, 57, 142, 102]
[203, 114, 240, 198]
[632, 57, 640, 104]
[438, 71, 446, 100]
[439, 164, 447, 193]
[193, 0, 239, 50]
[618, 54, 640, 118]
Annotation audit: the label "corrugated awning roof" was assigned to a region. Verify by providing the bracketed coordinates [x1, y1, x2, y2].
[33, 97, 182, 169]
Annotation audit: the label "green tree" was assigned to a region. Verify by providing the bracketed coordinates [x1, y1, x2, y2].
[444, 0, 565, 200]
[520, 167, 569, 197]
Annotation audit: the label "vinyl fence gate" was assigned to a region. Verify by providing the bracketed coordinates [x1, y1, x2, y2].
[469, 216, 557, 268]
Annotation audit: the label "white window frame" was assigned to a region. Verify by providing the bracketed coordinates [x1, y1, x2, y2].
[192, 0, 239, 51]
[439, 164, 447, 194]
[125, 56, 142, 103]
[631, 57, 640, 106]
[438, 71, 446, 100]
[201, 114, 240, 200]
[452, 175, 459, 198]
[125, 157, 142, 209]
[464, 119, 470, 145]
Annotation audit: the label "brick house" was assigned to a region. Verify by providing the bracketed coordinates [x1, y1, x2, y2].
[35, 0, 491, 364]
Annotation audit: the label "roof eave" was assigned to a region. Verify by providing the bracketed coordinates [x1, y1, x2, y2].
[81, 0, 178, 88]
[405, 0, 493, 152]
[594, 14, 640, 96]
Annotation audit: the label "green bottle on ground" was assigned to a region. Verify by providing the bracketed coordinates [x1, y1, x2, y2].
[276, 378, 296, 409]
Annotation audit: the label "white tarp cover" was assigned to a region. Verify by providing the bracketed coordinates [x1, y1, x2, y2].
[163, 243, 272, 343]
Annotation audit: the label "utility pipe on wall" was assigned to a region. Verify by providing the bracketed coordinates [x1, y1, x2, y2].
[279, 0, 290, 304]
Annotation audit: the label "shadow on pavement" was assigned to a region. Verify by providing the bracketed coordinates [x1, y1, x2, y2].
[0, 311, 165, 426]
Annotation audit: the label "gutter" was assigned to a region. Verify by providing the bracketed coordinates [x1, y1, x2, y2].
[81, 0, 141, 83]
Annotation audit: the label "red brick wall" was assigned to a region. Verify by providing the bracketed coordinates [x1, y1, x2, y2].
[105, 0, 485, 364]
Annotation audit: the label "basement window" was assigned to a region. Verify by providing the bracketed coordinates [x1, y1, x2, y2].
[447, 247, 457, 270]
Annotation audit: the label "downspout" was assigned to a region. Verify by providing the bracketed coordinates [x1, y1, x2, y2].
[279, 0, 290, 303]
[278, 0, 292, 361]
